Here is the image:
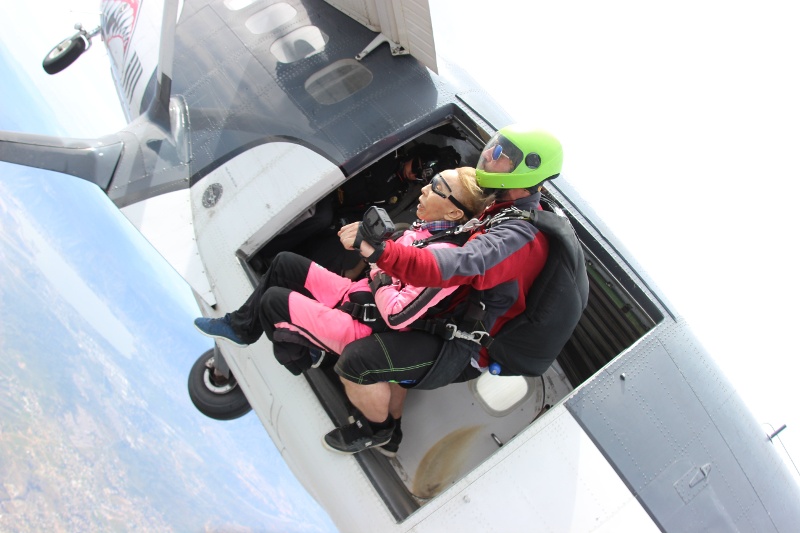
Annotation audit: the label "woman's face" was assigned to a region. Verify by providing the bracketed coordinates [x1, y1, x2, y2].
[416, 169, 467, 222]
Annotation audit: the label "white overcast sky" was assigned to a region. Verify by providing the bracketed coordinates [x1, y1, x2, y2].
[431, 0, 800, 483]
[2, 0, 798, 484]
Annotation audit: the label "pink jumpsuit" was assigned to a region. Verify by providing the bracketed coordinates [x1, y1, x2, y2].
[226, 225, 461, 374]
[276, 226, 460, 355]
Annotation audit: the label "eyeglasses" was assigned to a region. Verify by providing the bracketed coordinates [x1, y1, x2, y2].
[430, 173, 473, 217]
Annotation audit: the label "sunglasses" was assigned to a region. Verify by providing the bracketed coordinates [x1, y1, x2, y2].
[430, 173, 473, 217]
[488, 144, 513, 162]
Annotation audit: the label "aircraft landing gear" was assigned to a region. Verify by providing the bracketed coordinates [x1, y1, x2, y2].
[188, 346, 251, 420]
[42, 23, 100, 74]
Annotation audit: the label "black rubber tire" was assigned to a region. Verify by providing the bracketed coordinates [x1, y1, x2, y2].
[188, 349, 252, 420]
[42, 36, 87, 74]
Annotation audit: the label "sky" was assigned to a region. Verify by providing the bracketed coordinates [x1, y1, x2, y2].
[0, 1, 337, 531]
[0, 0, 798, 518]
[0, 162, 336, 531]
[431, 0, 800, 484]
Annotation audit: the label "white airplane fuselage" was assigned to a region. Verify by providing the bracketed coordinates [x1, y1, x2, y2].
[1, 0, 797, 531]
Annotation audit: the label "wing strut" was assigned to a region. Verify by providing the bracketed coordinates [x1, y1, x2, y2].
[355, 33, 408, 61]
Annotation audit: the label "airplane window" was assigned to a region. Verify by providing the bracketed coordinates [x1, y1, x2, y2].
[305, 59, 373, 105]
[469, 372, 535, 417]
[245, 3, 298, 34]
[224, 0, 258, 11]
[270, 26, 328, 63]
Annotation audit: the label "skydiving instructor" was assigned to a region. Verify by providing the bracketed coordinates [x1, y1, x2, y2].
[326, 126, 564, 454]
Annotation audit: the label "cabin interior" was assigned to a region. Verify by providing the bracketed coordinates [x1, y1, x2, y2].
[239, 116, 665, 521]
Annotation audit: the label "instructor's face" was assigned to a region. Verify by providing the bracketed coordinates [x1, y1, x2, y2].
[480, 144, 515, 174]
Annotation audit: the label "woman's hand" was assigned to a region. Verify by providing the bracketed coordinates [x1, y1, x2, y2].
[338, 222, 359, 249]
[338, 222, 376, 257]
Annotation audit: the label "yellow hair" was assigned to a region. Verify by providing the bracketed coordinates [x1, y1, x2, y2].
[454, 167, 493, 221]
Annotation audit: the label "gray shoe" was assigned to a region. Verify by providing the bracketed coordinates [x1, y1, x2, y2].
[194, 315, 247, 346]
[323, 416, 394, 454]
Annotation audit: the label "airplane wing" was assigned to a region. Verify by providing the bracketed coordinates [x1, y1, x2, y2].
[323, 0, 438, 73]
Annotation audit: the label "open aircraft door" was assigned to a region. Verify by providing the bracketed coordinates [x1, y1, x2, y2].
[324, 0, 438, 73]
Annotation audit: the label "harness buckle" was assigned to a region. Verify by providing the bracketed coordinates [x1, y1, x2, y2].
[467, 331, 489, 344]
[457, 217, 484, 233]
[447, 326, 491, 345]
[469, 330, 491, 345]
[361, 303, 378, 322]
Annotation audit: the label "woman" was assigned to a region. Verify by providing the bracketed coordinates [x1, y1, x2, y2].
[194, 167, 489, 376]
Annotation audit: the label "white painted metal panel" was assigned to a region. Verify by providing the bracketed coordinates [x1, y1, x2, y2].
[391, 0, 437, 73]
[121, 188, 215, 305]
[189, 143, 405, 532]
[102, 0, 166, 120]
[323, 0, 381, 30]
[394, 365, 573, 501]
[403, 405, 660, 533]
[190, 142, 341, 277]
[323, 0, 438, 72]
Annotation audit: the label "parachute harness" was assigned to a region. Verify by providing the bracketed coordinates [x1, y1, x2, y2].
[407, 208, 537, 347]
[409, 203, 567, 346]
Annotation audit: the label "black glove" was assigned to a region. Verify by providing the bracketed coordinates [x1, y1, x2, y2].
[353, 226, 365, 250]
[352, 224, 385, 262]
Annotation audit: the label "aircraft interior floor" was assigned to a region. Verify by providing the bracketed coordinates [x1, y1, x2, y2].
[383, 362, 574, 500]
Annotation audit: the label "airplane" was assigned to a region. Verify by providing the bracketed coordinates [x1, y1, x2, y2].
[1, 0, 799, 531]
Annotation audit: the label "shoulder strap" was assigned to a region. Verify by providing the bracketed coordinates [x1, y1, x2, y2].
[411, 228, 471, 248]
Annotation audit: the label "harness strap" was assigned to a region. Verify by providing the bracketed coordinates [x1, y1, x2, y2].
[337, 297, 389, 332]
[368, 271, 393, 293]
[411, 203, 564, 357]
[409, 291, 495, 348]
[485, 199, 563, 229]
[411, 227, 472, 248]
[407, 211, 545, 347]
[408, 317, 494, 347]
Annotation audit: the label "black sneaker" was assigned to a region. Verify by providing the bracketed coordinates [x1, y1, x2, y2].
[377, 423, 403, 458]
[323, 416, 394, 454]
[309, 348, 326, 369]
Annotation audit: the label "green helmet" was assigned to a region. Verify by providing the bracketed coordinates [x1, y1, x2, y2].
[476, 125, 563, 190]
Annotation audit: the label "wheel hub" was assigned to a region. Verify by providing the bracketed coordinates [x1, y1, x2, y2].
[203, 356, 238, 394]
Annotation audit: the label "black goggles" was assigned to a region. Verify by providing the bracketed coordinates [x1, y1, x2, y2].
[430, 173, 473, 218]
